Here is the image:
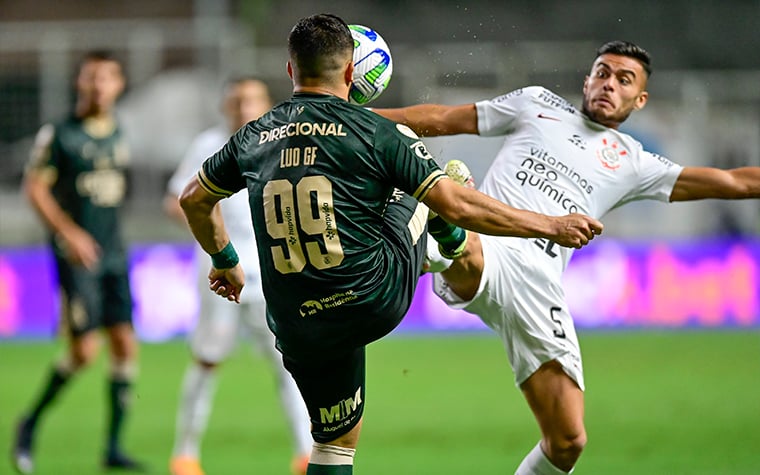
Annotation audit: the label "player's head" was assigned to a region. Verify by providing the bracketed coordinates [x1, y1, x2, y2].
[582, 40, 651, 129]
[287, 14, 354, 93]
[222, 76, 273, 131]
[75, 50, 125, 117]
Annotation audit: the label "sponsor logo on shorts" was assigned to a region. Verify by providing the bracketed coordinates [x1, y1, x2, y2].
[319, 386, 363, 426]
[299, 290, 358, 317]
[299, 300, 323, 317]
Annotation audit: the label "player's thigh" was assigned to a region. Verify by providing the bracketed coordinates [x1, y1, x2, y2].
[452, 237, 584, 390]
[190, 289, 241, 363]
[283, 346, 366, 445]
[101, 267, 134, 328]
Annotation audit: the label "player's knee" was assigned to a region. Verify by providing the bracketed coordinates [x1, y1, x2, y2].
[70, 337, 99, 368]
[546, 429, 587, 467]
[108, 329, 138, 360]
[195, 358, 219, 370]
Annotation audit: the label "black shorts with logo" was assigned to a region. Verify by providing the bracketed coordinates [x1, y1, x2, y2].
[283, 346, 365, 443]
[54, 254, 133, 337]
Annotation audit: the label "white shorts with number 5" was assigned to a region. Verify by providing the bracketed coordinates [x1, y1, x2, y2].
[432, 234, 585, 390]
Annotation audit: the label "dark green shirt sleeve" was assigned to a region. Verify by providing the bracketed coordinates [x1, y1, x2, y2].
[199, 127, 247, 197]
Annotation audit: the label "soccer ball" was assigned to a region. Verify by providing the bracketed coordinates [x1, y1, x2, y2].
[348, 24, 393, 105]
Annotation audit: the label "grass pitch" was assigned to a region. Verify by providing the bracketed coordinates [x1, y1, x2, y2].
[1, 331, 758, 474]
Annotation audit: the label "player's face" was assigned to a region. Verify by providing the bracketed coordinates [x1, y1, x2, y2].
[582, 53, 648, 129]
[76, 59, 125, 115]
[224, 81, 272, 130]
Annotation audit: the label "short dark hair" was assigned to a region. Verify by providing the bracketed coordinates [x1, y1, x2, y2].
[596, 41, 652, 77]
[79, 49, 121, 69]
[287, 13, 353, 80]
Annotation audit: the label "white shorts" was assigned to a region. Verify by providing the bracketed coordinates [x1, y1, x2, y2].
[433, 234, 585, 390]
[190, 283, 277, 364]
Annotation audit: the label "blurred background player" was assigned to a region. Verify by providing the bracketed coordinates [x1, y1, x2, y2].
[13, 51, 144, 473]
[375, 40, 760, 474]
[163, 76, 312, 475]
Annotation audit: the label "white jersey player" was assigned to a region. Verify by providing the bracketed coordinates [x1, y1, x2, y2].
[376, 40, 760, 474]
[164, 78, 311, 475]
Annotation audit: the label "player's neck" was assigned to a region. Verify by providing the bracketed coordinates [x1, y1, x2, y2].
[293, 85, 349, 101]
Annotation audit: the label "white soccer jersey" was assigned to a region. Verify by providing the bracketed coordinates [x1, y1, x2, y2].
[168, 125, 263, 303]
[476, 86, 683, 279]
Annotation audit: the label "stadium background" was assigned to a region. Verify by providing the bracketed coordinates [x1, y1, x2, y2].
[1, 1, 759, 474]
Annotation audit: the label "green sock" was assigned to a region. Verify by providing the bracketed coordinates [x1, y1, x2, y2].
[307, 464, 353, 474]
[107, 378, 132, 454]
[28, 367, 70, 426]
[428, 215, 467, 257]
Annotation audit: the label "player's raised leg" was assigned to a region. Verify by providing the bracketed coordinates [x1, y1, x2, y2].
[425, 159, 485, 300]
[426, 160, 478, 259]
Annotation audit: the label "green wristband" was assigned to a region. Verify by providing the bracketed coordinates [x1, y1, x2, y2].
[210, 242, 239, 269]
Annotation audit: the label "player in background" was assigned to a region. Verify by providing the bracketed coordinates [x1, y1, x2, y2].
[374, 40, 760, 474]
[13, 51, 144, 473]
[164, 76, 312, 475]
[177, 13, 601, 475]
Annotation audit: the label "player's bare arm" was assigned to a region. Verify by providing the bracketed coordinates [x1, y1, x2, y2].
[670, 166, 760, 202]
[179, 177, 245, 303]
[162, 192, 188, 225]
[24, 170, 101, 270]
[423, 178, 603, 248]
[374, 103, 478, 137]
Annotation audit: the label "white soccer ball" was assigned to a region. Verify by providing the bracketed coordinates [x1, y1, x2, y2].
[348, 24, 393, 105]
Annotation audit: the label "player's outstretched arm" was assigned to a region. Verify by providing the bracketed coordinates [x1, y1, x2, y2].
[670, 166, 760, 202]
[179, 176, 245, 303]
[373, 103, 478, 137]
[424, 178, 603, 249]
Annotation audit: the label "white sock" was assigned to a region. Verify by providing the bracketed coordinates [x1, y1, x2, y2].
[172, 363, 217, 459]
[515, 441, 572, 475]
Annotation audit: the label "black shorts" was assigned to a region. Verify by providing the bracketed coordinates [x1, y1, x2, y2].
[54, 256, 133, 337]
[283, 346, 365, 443]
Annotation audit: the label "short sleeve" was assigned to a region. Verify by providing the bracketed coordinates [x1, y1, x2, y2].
[373, 120, 446, 200]
[476, 87, 533, 137]
[198, 129, 247, 198]
[25, 124, 59, 184]
[616, 149, 683, 207]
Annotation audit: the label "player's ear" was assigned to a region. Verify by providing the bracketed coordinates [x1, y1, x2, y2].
[582, 75, 590, 96]
[344, 60, 354, 87]
[286, 61, 294, 80]
[634, 90, 649, 110]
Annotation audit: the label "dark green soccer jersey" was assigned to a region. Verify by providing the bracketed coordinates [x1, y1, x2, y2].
[27, 116, 130, 262]
[200, 93, 444, 349]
